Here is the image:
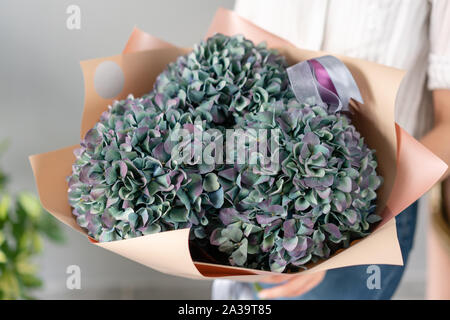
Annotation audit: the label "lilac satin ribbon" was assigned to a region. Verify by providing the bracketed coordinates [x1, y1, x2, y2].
[309, 59, 338, 96]
[287, 55, 363, 113]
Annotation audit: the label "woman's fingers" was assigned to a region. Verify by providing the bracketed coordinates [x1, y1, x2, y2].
[289, 273, 324, 296]
[258, 271, 325, 299]
[258, 276, 309, 299]
[258, 274, 292, 284]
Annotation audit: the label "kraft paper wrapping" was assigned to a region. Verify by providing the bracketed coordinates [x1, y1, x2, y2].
[29, 8, 447, 280]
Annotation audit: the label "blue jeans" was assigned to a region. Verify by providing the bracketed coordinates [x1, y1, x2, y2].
[211, 202, 418, 300]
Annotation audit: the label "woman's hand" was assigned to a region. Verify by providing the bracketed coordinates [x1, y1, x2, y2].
[257, 271, 326, 299]
[421, 90, 450, 179]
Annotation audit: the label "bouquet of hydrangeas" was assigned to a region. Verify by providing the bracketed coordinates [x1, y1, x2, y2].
[67, 33, 382, 273]
[30, 9, 446, 279]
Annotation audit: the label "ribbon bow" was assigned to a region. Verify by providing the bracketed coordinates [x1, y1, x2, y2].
[287, 55, 363, 113]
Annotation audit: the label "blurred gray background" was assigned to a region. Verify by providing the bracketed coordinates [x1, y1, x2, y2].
[0, 0, 428, 299]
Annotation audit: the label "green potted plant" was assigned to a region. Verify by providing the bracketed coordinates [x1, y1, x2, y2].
[0, 140, 65, 299]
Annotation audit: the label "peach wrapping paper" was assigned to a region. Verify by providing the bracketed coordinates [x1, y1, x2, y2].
[29, 8, 447, 280]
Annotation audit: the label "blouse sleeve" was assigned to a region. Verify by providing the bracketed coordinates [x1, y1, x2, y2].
[234, 0, 258, 21]
[428, 0, 450, 90]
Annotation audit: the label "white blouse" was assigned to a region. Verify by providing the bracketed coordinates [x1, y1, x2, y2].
[234, 0, 450, 138]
